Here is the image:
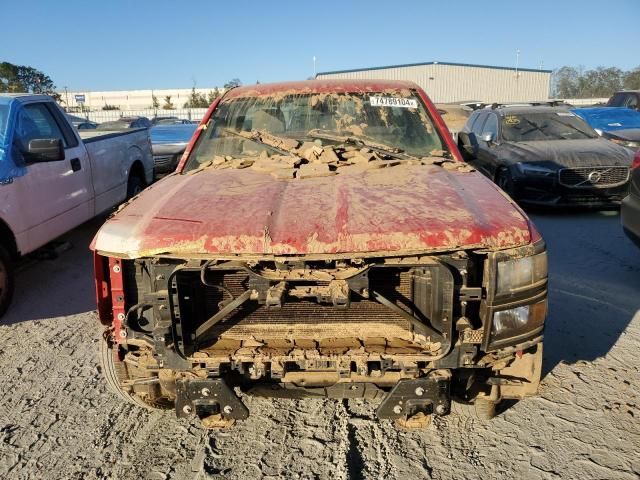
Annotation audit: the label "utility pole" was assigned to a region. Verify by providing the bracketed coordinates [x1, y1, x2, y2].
[64, 86, 69, 110]
[515, 49, 520, 78]
[313, 56, 317, 78]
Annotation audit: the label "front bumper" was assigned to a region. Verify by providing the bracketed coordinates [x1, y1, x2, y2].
[510, 168, 629, 207]
[153, 154, 181, 174]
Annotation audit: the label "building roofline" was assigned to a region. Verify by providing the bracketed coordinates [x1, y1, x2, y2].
[317, 61, 552, 76]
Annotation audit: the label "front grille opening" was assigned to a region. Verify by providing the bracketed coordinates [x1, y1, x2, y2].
[173, 267, 427, 352]
[559, 166, 629, 188]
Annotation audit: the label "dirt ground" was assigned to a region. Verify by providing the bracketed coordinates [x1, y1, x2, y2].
[1, 210, 639, 480]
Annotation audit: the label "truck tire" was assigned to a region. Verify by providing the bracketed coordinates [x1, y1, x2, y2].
[99, 337, 170, 411]
[0, 244, 15, 319]
[451, 396, 497, 420]
[126, 172, 146, 200]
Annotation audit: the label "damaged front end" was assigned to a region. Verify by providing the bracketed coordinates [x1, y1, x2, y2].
[94, 242, 547, 427]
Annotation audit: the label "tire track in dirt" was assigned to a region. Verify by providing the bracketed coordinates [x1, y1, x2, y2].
[1, 212, 640, 480]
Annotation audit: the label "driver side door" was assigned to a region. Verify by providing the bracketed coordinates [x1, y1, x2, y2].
[13, 101, 92, 252]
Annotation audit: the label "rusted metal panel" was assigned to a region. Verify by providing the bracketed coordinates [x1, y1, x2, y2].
[108, 257, 126, 341]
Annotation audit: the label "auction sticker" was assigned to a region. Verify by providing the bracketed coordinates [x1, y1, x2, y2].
[369, 96, 418, 108]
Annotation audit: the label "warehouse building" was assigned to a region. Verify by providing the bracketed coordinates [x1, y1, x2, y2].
[316, 61, 552, 103]
[59, 86, 222, 111]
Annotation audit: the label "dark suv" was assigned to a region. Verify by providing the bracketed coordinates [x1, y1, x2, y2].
[607, 91, 640, 111]
[458, 105, 634, 207]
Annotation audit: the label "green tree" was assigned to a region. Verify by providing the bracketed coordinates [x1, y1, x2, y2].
[162, 95, 175, 110]
[223, 78, 241, 89]
[552, 65, 628, 98]
[0, 62, 21, 92]
[183, 86, 209, 108]
[579, 67, 623, 97]
[623, 67, 640, 90]
[552, 66, 582, 98]
[207, 88, 221, 104]
[151, 94, 159, 109]
[0, 61, 59, 99]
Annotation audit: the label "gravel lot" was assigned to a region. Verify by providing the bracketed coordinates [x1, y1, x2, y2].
[1, 210, 639, 480]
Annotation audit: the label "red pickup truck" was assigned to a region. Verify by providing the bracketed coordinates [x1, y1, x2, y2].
[92, 80, 547, 428]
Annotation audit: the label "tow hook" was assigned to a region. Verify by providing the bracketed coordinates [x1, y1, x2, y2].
[376, 370, 451, 421]
[175, 378, 249, 426]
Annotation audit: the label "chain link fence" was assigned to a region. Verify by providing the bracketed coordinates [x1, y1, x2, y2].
[72, 108, 210, 124]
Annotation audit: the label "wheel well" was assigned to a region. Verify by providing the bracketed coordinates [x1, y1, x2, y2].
[129, 160, 145, 185]
[494, 165, 507, 181]
[0, 219, 18, 259]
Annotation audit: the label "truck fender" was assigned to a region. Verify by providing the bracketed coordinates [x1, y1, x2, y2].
[127, 143, 153, 185]
[125, 145, 144, 176]
[0, 217, 18, 258]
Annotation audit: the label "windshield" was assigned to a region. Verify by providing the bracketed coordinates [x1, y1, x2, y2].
[150, 124, 197, 144]
[574, 108, 640, 131]
[501, 111, 598, 142]
[184, 91, 446, 171]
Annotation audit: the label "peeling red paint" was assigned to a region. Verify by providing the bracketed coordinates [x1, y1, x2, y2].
[94, 163, 531, 258]
[94, 80, 534, 259]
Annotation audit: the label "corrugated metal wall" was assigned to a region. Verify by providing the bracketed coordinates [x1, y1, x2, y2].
[317, 64, 551, 103]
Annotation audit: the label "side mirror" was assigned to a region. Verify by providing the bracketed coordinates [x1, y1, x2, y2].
[481, 132, 495, 143]
[24, 138, 65, 162]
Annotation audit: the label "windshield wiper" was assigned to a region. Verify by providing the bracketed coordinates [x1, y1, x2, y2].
[548, 117, 596, 139]
[221, 128, 301, 157]
[521, 119, 564, 140]
[306, 129, 419, 160]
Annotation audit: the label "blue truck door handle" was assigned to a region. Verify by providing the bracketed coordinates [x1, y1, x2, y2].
[70, 158, 81, 172]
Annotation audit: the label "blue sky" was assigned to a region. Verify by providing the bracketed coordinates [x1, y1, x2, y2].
[2, 0, 639, 91]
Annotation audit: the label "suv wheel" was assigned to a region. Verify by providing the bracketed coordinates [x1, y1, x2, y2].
[0, 244, 15, 319]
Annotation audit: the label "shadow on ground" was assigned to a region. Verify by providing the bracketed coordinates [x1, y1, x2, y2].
[1, 219, 101, 325]
[527, 208, 640, 375]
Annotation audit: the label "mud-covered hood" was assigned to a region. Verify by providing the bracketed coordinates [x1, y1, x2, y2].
[93, 164, 532, 258]
[497, 138, 634, 168]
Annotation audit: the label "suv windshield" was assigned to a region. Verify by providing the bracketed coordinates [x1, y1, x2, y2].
[501, 111, 598, 142]
[185, 91, 446, 171]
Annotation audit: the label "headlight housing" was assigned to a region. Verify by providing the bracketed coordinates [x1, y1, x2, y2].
[490, 299, 547, 345]
[482, 240, 548, 351]
[515, 163, 556, 176]
[610, 138, 640, 149]
[496, 250, 547, 295]
[486, 241, 548, 298]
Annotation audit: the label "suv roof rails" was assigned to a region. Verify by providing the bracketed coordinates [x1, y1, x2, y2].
[487, 100, 570, 109]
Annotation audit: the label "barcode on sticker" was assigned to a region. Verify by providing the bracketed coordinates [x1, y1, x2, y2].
[370, 96, 418, 108]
